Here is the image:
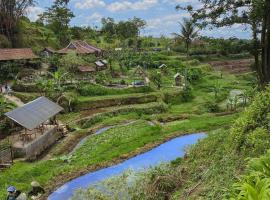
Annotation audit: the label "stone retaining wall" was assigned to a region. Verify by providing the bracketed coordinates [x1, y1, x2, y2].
[13, 127, 62, 160]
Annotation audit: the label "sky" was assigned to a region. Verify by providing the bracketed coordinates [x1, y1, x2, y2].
[26, 0, 252, 39]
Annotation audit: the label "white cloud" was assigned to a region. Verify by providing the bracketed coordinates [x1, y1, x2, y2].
[144, 13, 190, 37]
[86, 12, 103, 22]
[74, 0, 159, 12]
[200, 24, 251, 39]
[75, 0, 106, 9]
[147, 13, 189, 29]
[26, 6, 44, 21]
[107, 0, 158, 12]
[163, 0, 196, 3]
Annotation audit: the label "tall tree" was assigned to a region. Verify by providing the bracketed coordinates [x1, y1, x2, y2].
[0, 0, 35, 46]
[173, 18, 198, 57]
[40, 0, 74, 45]
[177, 0, 270, 86]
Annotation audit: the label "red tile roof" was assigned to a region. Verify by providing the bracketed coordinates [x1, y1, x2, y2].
[58, 40, 102, 55]
[0, 48, 38, 61]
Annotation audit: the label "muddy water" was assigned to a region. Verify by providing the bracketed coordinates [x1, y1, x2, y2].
[49, 133, 206, 200]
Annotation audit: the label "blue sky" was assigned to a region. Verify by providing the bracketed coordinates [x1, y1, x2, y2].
[26, 0, 251, 39]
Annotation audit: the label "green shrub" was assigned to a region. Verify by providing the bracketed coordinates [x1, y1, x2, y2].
[230, 150, 270, 199]
[181, 85, 193, 102]
[77, 84, 154, 96]
[205, 100, 220, 113]
[229, 86, 270, 152]
[245, 127, 270, 156]
[81, 102, 168, 129]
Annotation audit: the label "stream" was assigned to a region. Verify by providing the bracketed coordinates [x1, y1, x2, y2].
[49, 132, 206, 200]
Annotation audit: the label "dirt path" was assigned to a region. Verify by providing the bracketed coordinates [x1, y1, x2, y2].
[4, 94, 24, 107]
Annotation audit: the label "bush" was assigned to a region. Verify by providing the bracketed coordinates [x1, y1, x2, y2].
[0, 62, 20, 80]
[77, 84, 154, 96]
[229, 86, 270, 152]
[205, 101, 220, 113]
[81, 102, 168, 128]
[181, 85, 193, 102]
[0, 34, 11, 48]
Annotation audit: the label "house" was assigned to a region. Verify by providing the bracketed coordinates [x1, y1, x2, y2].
[0, 48, 38, 62]
[174, 73, 185, 86]
[132, 66, 149, 86]
[95, 60, 107, 71]
[57, 40, 103, 57]
[159, 64, 167, 69]
[159, 64, 168, 74]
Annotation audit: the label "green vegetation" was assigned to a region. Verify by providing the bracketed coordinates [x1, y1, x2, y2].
[82, 85, 270, 200]
[78, 84, 154, 96]
[1, 1, 268, 199]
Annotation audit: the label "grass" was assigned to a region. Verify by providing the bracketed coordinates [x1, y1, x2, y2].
[0, 113, 237, 198]
[169, 129, 245, 200]
[78, 84, 154, 96]
[76, 91, 159, 102]
[0, 55, 255, 198]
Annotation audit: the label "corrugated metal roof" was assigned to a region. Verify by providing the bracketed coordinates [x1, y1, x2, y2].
[95, 61, 104, 67]
[5, 97, 63, 130]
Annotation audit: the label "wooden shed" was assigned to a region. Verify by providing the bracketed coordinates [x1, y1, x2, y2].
[174, 73, 184, 86]
[5, 97, 64, 159]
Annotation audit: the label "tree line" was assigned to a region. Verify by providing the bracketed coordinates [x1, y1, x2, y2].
[0, 0, 146, 47]
[177, 0, 270, 86]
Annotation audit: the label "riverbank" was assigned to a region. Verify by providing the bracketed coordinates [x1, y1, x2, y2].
[0, 114, 237, 199]
[49, 133, 206, 199]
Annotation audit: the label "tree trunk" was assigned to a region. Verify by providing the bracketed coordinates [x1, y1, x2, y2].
[260, 0, 270, 86]
[266, 0, 270, 84]
[261, 13, 268, 86]
[186, 42, 189, 57]
[252, 22, 263, 84]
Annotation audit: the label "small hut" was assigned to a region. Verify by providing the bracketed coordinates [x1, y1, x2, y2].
[159, 64, 168, 74]
[77, 65, 96, 81]
[174, 73, 185, 87]
[5, 97, 64, 159]
[95, 60, 107, 71]
[132, 66, 149, 86]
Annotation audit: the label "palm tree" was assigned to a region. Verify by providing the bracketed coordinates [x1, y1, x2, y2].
[173, 18, 198, 57]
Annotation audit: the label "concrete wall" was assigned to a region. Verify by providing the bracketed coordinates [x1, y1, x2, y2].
[13, 127, 62, 160]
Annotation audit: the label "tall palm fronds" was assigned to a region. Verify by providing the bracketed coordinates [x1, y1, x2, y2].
[173, 18, 199, 57]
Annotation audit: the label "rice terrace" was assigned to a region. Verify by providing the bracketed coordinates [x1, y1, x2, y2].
[0, 0, 270, 200]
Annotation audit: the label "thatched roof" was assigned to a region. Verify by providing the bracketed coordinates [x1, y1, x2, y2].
[0, 48, 38, 61]
[58, 40, 102, 55]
